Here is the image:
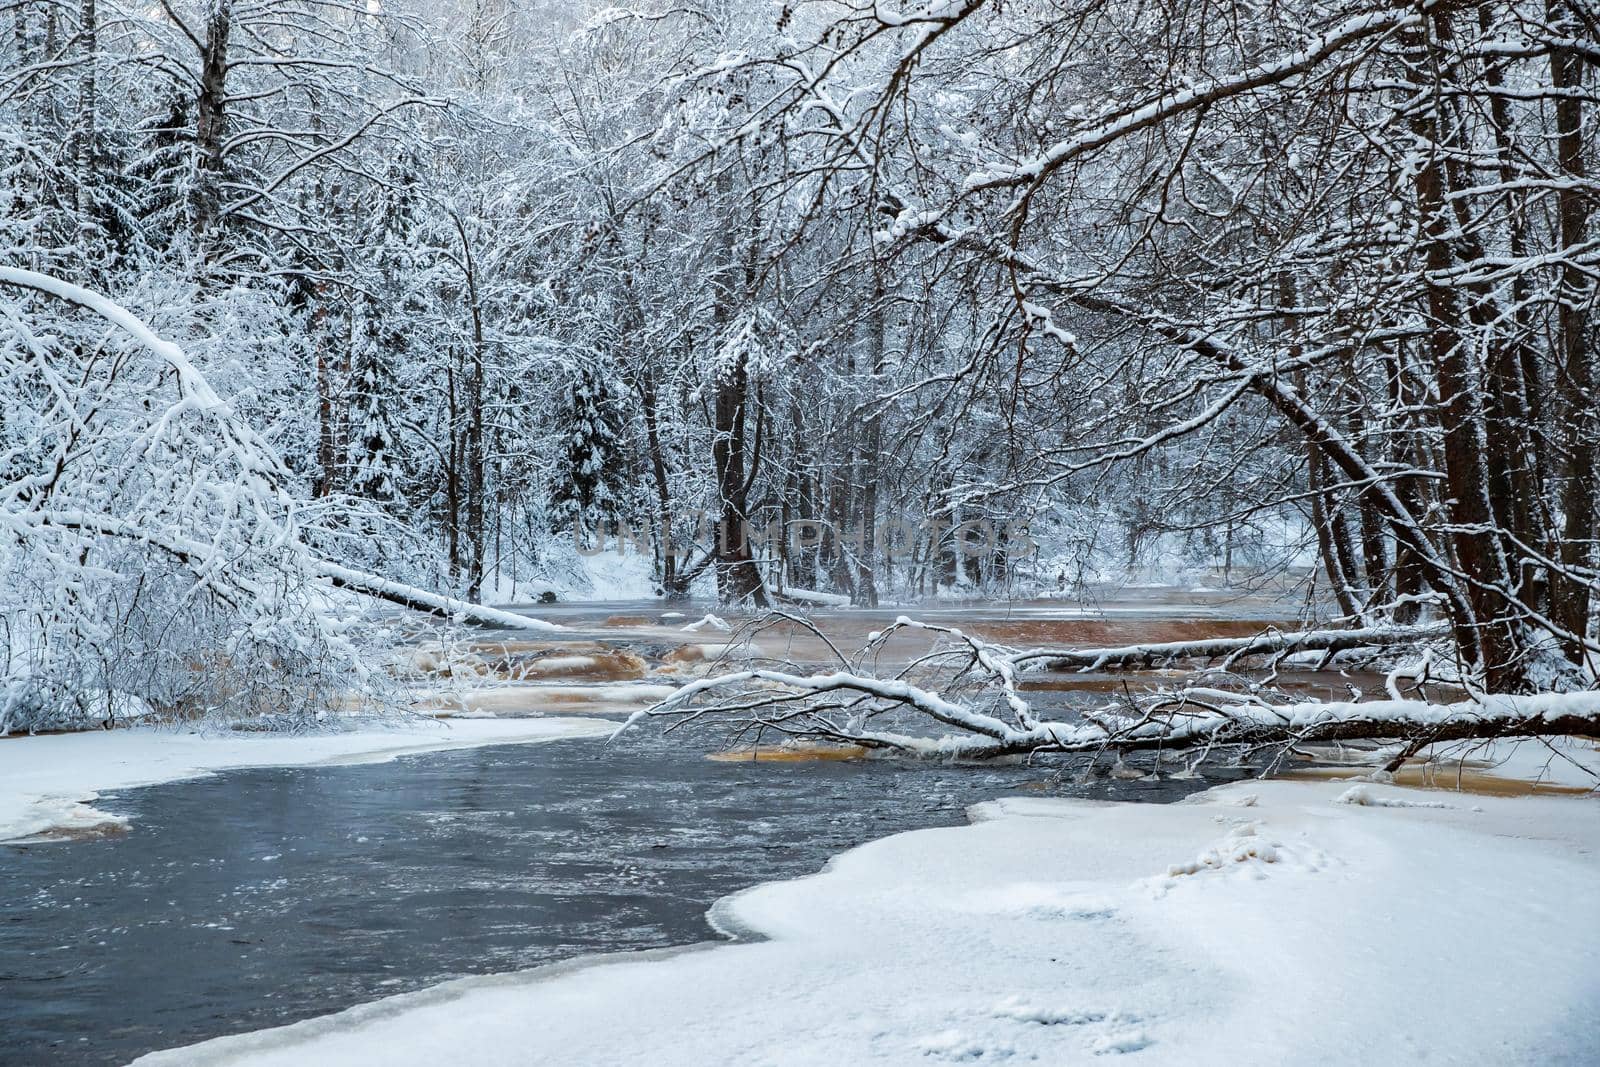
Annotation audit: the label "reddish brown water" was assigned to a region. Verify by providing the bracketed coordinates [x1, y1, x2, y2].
[413, 588, 1414, 723]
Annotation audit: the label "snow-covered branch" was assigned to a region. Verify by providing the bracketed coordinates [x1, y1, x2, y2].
[314, 563, 562, 633]
[1008, 624, 1451, 672]
[0, 268, 555, 731]
[618, 620, 1599, 762]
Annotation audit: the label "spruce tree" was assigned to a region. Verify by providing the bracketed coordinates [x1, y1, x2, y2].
[549, 363, 628, 531]
[127, 89, 193, 254]
[345, 163, 418, 506]
[345, 327, 403, 504]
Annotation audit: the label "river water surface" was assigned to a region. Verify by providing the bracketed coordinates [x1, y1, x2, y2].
[1, 733, 1249, 1065]
[2, 591, 1293, 1065]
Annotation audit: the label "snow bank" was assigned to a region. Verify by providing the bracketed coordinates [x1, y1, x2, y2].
[778, 586, 853, 607]
[136, 778, 1600, 1066]
[0, 718, 612, 843]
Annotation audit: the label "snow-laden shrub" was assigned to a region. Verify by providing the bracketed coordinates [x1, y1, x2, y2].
[0, 269, 393, 733]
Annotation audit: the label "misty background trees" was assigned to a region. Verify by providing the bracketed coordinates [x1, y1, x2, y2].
[2, 0, 1597, 726]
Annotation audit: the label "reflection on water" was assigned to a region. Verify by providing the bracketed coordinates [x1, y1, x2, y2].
[405, 590, 1329, 721]
[0, 732, 1241, 1066]
[1281, 760, 1596, 797]
[704, 744, 873, 762]
[486, 592, 1312, 673]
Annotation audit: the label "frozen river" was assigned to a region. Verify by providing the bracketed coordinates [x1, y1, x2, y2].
[3, 590, 1302, 1064]
[2, 728, 1250, 1064]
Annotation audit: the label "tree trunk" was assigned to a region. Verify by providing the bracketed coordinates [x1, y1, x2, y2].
[1549, 6, 1596, 664]
[636, 377, 684, 597]
[707, 175, 769, 606]
[1309, 443, 1361, 619]
[455, 212, 487, 600]
[1404, 13, 1529, 690]
[1347, 400, 1389, 608]
[192, 2, 230, 236]
[73, 0, 95, 252]
[313, 288, 336, 497]
[444, 354, 461, 582]
[711, 342, 767, 604]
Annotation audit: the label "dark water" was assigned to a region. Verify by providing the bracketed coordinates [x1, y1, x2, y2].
[1, 732, 1234, 1066]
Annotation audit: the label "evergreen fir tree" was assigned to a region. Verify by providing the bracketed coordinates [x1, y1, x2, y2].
[126, 88, 193, 254]
[345, 325, 403, 504]
[549, 363, 628, 531]
[344, 162, 419, 506]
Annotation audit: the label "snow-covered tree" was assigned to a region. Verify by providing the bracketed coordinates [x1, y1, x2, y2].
[345, 165, 422, 507]
[4, 0, 1598, 739]
[549, 363, 630, 532]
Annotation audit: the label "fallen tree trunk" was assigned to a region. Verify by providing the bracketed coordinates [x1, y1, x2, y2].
[23, 512, 564, 635]
[1014, 690, 1600, 759]
[620, 666, 1600, 761]
[776, 586, 852, 608]
[1011, 623, 1449, 672]
[314, 562, 564, 633]
[2, 270, 565, 639]
[614, 616, 1597, 764]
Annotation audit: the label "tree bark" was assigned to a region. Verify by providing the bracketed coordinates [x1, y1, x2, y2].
[191, 2, 230, 236]
[454, 211, 487, 600]
[855, 282, 886, 606]
[73, 0, 95, 253]
[711, 341, 767, 604]
[1549, 4, 1597, 663]
[1403, 13, 1529, 689]
[1309, 443, 1361, 619]
[636, 376, 684, 597]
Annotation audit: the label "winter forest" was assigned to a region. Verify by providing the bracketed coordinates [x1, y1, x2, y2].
[7, 0, 1600, 718]
[3, 0, 1600, 1062]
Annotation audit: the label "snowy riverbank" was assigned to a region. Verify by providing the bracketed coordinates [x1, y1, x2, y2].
[135, 772, 1600, 1066]
[0, 718, 613, 843]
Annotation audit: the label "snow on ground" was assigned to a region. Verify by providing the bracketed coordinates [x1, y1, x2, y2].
[778, 586, 853, 607]
[0, 717, 613, 843]
[481, 546, 711, 603]
[136, 776, 1600, 1066]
